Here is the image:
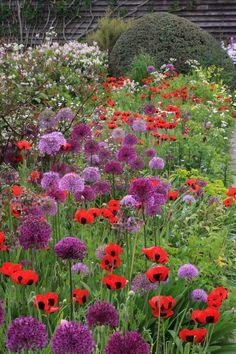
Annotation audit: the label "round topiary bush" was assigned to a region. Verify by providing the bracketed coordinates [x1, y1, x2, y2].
[110, 12, 235, 85]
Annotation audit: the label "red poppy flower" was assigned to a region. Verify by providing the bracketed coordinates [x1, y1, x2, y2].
[108, 200, 120, 214]
[17, 140, 32, 151]
[72, 288, 89, 304]
[149, 295, 175, 318]
[100, 208, 114, 219]
[142, 246, 168, 264]
[30, 170, 40, 181]
[105, 243, 123, 257]
[100, 255, 121, 272]
[88, 208, 101, 218]
[103, 274, 127, 290]
[179, 328, 207, 343]
[34, 292, 60, 314]
[75, 209, 95, 224]
[192, 307, 220, 324]
[11, 270, 38, 285]
[146, 266, 169, 283]
[207, 287, 228, 307]
[223, 198, 234, 207]
[0, 232, 5, 244]
[12, 185, 22, 197]
[0, 262, 22, 277]
[226, 187, 236, 197]
[186, 179, 198, 186]
[167, 191, 178, 201]
[189, 184, 200, 193]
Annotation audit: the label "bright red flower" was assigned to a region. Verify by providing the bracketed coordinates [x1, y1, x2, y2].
[11, 270, 38, 285]
[17, 140, 32, 151]
[72, 288, 89, 304]
[223, 198, 234, 207]
[103, 274, 127, 290]
[0, 262, 22, 277]
[179, 328, 207, 343]
[12, 185, 22, 197]
[148, 295, 175, 318]
[100, 208, 114, 219]
[207, 287, 228, 307]
[146, 266, 169, 283]
[105, 243, 123, 257]
[0, 232, 5, 244]
[186, 179, 198, 186]
[142, 246, 168, 264]
[75, 209, 95, 224]
[34, 292, 60, 314]
[192, 307, 220, 324]
[167, 191, 178, 201]
[226, 187, 236, 197]
[88, 208, 101, 218]
[100, 255, 121, 272]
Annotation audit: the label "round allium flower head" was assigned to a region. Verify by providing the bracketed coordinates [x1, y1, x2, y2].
[86, 301, 119, 327]
[74, 185, 96, 202]
[120, 195, 138, 208]
[149, 157, 165, 170]
[94, 180, 111, 195]
[47, 188, 67, 203]
[72, 123, 91, 141]
[129, 177, 155, 203]
[59, 173, 84, 194]
[41, 197, 58, 216]
[56, 108, 74, 122]
[0, 299, 4, 326]
[112, 128, 125, 141]
[38, 132, 66, 155]
[54, 237, 86, 260]
[105, 331, 150, 354]
[129, 156, 144, 171]
[132, 119, 146, 133]
[178, 264, 199, 280]
[6, 316, 48, 352]
[82, 167, 101, 183]
[71, 263, 89, 276]
[39, 108, 57, 130]
[116, 145, 137, 163]
[191, 289, 208, 302]
[104, 160, 123, 175]
[41, 171, 60, 190]
[95, 244, 107, 260]
[143, 102, 156, 116]
[131, 272, 157, 295]
[165, 63, 175, 71]
[208, 196, 220, 205]
[123, 134, 138, 145]
[18, 215, 51, 250]
[145, 148, 156, 157]
[84, 140, 99, 154]
[182, 195, 196, 204]
[147, 65, 156, 73]
[51, 320, 95, 354]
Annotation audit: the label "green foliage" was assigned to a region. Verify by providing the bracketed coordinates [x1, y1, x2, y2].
[86, 11, 133, 52]
[110, 12, 236, 86]
[128, 52, 155, 83]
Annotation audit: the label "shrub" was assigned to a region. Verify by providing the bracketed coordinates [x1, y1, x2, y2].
[110, 12, 235, 85]
[86, 11, 133, 53]
[128, 52, 155, 83]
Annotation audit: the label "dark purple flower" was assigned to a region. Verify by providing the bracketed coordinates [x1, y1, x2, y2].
[72, 123, 91, 141]
[38, 132, 66, 155]
[142, 103, 156, 116]
[129, 177, 155, 203]
[191, 289, 208, 302]
[98, 149, 112, 162]
[51, 320, 95, 354]
[6, 316, 48, 352]
[178, 264, 199, 280]
[105, 331, 150, 354]
[94, 181, 111, 195]
[120, 195, 138, 208]
[74, 185, 96, 202]
[129, 156, 144, 171]
[0, 300, 4, 326]
[104, 160, 123, 175]
[18, 215, 51, 250]
[86, 301, 118, 327]
[116, 145, 137, 163]
[198, 180, 207, 187]
[123, 134, 138, 145]
[82, 167, 101, 183]
[145, 148, 156, 157]
[165, 63, 175, 71]
[41, 171, 60, 190]
[149, 157, 165, 170]
[182, 195, 196, 204]
[145, 192, 166, 216]
[59, 173, 84, 193]
[132, 119, 146, 132]
[177, 185, 188, 194]
[84, 140, 99, 154]
[208, 196, 220, 205]
[28, 205, 44, 217]
[67, 137, 81, 153]
[131, 272, 157, 295]
[52, 162, 74, 176]
[71, 263, 89, 276]
[41, 197, 58, 216]
[39, 108, 57, 130]
[111, 128, 125, 140]
[47, 188, 67, 203]
[56, 108, 74, 122]
[54, 237, 86, 260]
[147, 65, 155, 73]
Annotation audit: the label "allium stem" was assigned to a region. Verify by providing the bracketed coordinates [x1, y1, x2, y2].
[69, 260, 73, 320]
[112, 174, 116, 199]
[142, 204, 147, 268]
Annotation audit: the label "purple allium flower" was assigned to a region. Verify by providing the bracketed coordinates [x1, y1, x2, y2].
[82, 167, 101, 183]
[129, 177, 155, 203]
[41, 171, 60, 190]
[191, 289, 208, 302]
[54, 237, 86, 261]
[116, 145, 137, 163]
[177, 185, 188, 194]
[120, 195, 138, 208]
[132, 119, 146, 132]
[86, 301, 118, 327]
[18, 215, 51, 250]
[51, 320, 95, 354]
[28, 205, 44, 217]
[182, 195, 196, 204]
[178, 264, 199, 280]
[74, 185, 96, 202]
[165, 63, 175, 71]
[41, 197, 58, 216]
[145, 192, 166, 216]
[145, 148, 156, 157]
[105, 331, 150, 354]
[38, 132, 66, 155]
[59, 173, 84, 193]
[147, 65, 156, 73]
[143, 103, 156, 116]
[71, 263, 89, 276]
[84, 140, 99, 154]
[149, 157, 165, 170]
[0, 300, 4, 326]
[99, 149, 112, 162]
[104, 160, 123, 175]
[126, 217, 143, 233]
[90, 154, 100, 166]
[39, 108, 57, 130]
[72, 123, 91, 141]
[47, 188, 67, 203]
[131, 272, 157, 295]
[198, 180, 207, 187]
[123, 134, 138, 145]
[208, 196, 220, 205]
[52, 162, 74, 176]
[56, 108, 74, 122]
[94, 181, 111, 195]
[111, 128, 125, 140]
[129, 156, 144, 171]
[67, 137, 81, 153]
[6, 316, 48, 352]
[95, 245, 107, 260]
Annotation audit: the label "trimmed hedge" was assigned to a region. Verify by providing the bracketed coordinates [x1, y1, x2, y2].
[110, 12, 235, 85]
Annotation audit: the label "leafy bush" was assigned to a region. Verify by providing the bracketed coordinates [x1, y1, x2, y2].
[110, 12, 236, 85]
[128, 52, 155, 83]
[86, 11, 133, 53]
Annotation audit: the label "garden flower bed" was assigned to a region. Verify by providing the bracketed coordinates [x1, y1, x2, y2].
[0, 41, 236, 353]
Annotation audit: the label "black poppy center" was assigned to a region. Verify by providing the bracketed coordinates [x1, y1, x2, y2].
[27, 279, 34, 285]
[153, 273, 161, 281]
[81, 217, 87, 224]
[111, 251, 115, 256]
[48, 299, 55, 306]
[115, 282, 122, 289]
[155, 254, 160, 261]
[17, 276, 23, 283]
[38, 301, 45, 310]
[186, 335, 194, 342]
[82, 296, 87, 303]
[206, 316, 214, 323]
